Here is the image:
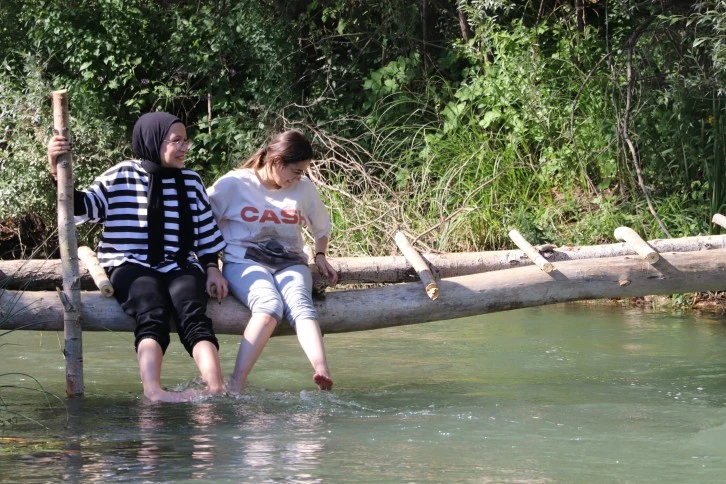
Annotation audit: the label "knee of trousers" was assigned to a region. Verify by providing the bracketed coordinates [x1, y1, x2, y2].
[247, 292, 284, 323]
[284, 299, 319, 328]
[175, 297, 209, 326]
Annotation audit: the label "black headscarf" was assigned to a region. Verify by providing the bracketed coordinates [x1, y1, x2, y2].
[131, 112, 193, 267]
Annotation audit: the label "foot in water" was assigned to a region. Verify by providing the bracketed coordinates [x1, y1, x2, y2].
[225, 376, 244, 395]
[144, 388, 202, 403]
[313, 373, 333, 391]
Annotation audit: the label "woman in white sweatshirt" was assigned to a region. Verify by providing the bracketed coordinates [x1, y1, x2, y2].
[208, 129, 337, 392]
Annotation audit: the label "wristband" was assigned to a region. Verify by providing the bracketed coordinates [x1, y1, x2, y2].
[315, 252, 325, 259]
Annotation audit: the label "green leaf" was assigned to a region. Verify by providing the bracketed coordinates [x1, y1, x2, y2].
[479, 110, 501, 128]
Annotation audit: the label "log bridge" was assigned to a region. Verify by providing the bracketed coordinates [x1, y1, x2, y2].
[4, 221, 726, 338]
[4, 218, 726, 396]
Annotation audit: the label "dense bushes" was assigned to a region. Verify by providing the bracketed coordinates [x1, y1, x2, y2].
[1, 1, 724, 257]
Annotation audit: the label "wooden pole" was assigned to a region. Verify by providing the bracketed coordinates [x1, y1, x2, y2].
[508, 229, 554, 273]
[52, 89, 84, 397]
[77, 246, 113, 297]
[614, 226, 659, 264]
[394, 232, 439, 300]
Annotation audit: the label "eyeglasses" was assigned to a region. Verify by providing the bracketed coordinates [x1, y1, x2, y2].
[164, 139, 193, 151]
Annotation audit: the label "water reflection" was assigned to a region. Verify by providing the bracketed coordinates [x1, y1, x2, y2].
[229, 393, 328, 479]
[188, 403, 219, 480]
[136, 403, 164, 479]
[59, 397, 83, 482]
[5, 306, 726, 482]
[136, 400, 222, 480]
[130, 392, 330, 481]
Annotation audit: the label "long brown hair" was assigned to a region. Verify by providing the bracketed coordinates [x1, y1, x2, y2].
[241, 130, 313, 169]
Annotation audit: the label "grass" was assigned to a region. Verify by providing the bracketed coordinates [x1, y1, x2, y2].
[0, 262, 67, 429]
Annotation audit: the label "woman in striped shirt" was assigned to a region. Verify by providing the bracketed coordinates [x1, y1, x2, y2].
[47, 112, 227, 403]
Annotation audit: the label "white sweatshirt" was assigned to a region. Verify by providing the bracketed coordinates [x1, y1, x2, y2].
[208, 168, 331, 264]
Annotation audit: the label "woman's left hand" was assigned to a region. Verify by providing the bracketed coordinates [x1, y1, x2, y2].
[206, 267, 228, 303]
[315, 254, 339, 286]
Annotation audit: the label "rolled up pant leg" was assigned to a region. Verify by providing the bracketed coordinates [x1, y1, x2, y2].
[276, 264, 317, 328]
[166, 266, 219, 356]
[110, 263, 171, 354]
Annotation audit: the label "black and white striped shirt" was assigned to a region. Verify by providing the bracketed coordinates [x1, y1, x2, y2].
[74, 160, 226, 273]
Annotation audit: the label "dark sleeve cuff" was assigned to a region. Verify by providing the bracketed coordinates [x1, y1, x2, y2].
[74, 189, 87, 216]
[199, 253, 219, 270]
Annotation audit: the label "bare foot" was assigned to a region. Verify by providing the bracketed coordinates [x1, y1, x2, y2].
[225, 376, 244, 395]
[203, 383, 225, 396]
[313, 373, 333, 391]
[144, 388, 201, 403]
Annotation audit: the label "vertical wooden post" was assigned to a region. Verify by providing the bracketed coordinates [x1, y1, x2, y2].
[52, 89, 84, 397]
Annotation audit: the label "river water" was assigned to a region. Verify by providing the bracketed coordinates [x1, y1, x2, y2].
[2, 304, 726, 483]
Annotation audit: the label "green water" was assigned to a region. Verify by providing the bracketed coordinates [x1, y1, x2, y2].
[2, 304, 726, 483]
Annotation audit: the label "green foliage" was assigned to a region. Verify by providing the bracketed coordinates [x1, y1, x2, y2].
[0, 0, 300, 241]
[161, 1, 299, 167]
[600, 2, 726, 236]
[0, 56, 56, 225]
[355, 17, 622, 250]
[0, 0, 722, 258]
[363, 53, 422, 109]
[0, 55, 126, 232]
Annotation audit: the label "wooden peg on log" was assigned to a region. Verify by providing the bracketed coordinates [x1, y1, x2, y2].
[394, 232, 439, 300]
[508, 229, 554, 273]
[614, 226, 659, 264]
[712, 213, 726, 230]
[78, 246, 114, 297]
[53, 89, 84, 396]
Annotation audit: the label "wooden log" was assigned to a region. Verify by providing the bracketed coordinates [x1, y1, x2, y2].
[712, 213, 726, 230]
[52, 89, 84, 396]
[508, 229, 554, 273]
[3, 249, 726, 335]
[4, 233, 726, 289]
[394, 232, 439, 300]
[77, 246, 113, 297]
[614, 226, 659, 263]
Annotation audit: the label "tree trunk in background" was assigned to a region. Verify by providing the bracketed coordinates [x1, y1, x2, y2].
[575, 0, 585, 32]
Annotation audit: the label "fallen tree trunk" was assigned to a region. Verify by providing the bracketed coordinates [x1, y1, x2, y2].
[0, 259, 95, 291]
[3, 248, 726, 336]
[3, 233, 726, 290]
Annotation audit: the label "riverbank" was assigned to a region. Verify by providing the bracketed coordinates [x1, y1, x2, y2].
[597, 293, 726, 313]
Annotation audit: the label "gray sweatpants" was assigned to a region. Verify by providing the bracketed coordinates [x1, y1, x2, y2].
[223, 260, 318, 328]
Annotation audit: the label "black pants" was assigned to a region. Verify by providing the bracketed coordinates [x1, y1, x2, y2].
[109, 263, 219, 356]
